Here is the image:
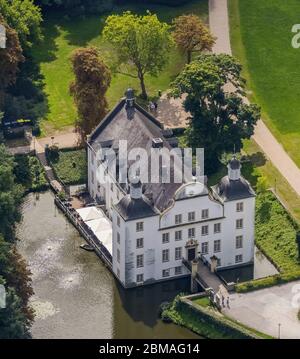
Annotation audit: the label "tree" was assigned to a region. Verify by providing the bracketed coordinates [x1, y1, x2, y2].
[172, 14, 215, 63]
[0, 15, 24, 95]
[103, 11, 173, 99]
[171, 54, 260, 174]
[70, 47, 111, 145]
[0, 0, 43, 50]
[0, 145, 23, 241]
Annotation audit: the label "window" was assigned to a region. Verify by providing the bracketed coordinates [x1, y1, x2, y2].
[214, 223, 221, 233]
[136, 274, 144, 283]
[214, 240, 221, 253]
[136, 222, 144, 232]
[201, 242, 209, 255]
[110, 182, 113, 192]
[201, 225, 209, 236]
[136, 254, 144, 268]
[175, 230, 182, 241]
[202, 209, 209, 219]
[117, 216, 120, 227]
[162, 269, 170, 278]
[136, 238, 144, 249]
[188, 211, 195, 222]
[117, 249, 120, 263]
[162, 249, 169, 263]
[236, 219, 243, 229]
[175, 214, 182, 225]
[175, 247, 182, 260]
[236, 202, 244, 212]
[188, 228, 195, 239]
[117, 232, 120, 244]
[175, 266, 182, 275]
[91, 171, 94, 184]
[162, 233, 170, 244]
[217, 259, 221, 267]
[235, 254, 243, 264]
[236, 235, 243, 249]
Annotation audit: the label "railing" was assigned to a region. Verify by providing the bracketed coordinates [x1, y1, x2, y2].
[55, 196, 113, 268]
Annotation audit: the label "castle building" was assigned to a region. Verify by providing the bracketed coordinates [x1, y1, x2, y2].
[87, 89, 256, 288]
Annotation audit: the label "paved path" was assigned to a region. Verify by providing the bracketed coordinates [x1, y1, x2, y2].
[209, 0, 300, 196]
[223, 280, 300, 339]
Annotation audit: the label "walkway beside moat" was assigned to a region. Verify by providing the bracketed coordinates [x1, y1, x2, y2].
[223, 280, 300, 339]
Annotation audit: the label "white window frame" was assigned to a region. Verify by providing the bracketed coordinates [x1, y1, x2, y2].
[175, 214, 182, 225]
[136, 237, 144, 249]
[188, 211, 195, 222]
[201, 209, 209, 219]
[175, 230, 182, 241]
[201, 225, 209, 236]
[214, 240, 221, 253]
[162, 249, 170, 263]
[136, 254, 144, 268]
[162, 233, 170, 244]
[188, 227, 195, 239]
[136, 222, 144, 232]
[236, 219, 243, 229]
[175, 247, 182, 260]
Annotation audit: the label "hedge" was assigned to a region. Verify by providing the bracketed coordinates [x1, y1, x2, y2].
[162, 295, 270, 339]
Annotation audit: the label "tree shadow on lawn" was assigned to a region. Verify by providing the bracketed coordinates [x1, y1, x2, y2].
[31, 18, 60, 63]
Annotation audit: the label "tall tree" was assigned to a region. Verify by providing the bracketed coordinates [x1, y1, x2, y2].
[0, 145, 23, 241]
[172, 14, 215, 63]
[103, 11, 173, 99]
[0, 0, 43, 50]
[171, 54, 260, 173]
[70, 47, 111, 145]
[0, 15, 24, 98]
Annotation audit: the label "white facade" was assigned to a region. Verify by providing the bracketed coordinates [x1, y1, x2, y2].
[87, 144, 255, 288]
[86, 92, 255, 288]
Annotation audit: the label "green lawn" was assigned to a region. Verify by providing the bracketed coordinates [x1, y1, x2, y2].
[229, 0, 300, 167]
[31, 1, 208, 135]
[50, 149, 87, 185]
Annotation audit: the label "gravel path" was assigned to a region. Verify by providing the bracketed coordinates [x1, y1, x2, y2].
[209, 0, 300, 195]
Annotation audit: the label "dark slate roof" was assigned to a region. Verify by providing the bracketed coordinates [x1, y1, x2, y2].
[88, 98, 188, 212]
[229, 157, 241, 170]
[114, 195, 158, 221]
[212, 176, 255, 202]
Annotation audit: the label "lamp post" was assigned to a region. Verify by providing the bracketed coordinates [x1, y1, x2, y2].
[278, 323, 281, 339]
[51, 136, 54, 146]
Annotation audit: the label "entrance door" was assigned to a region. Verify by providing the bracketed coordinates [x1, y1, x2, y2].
[188, 248, 196, 261]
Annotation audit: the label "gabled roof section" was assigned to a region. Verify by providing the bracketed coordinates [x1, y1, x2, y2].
[87, 97, 188, 213]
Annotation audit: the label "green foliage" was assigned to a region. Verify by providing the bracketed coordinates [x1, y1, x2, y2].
[229, 0, 300, 168]
[70, 47, 111, 144]
[0, 145, 23, 241]
[0, 0, 43, 50]
[236, 191, 300, 293]
[29, 1, 208, 134]
[162, 295, 268, 339]
[171, 53, 261, 173]
[103, 11, 173, 98]
[50, 149, 87, 185]
[14, 155, 48, 192]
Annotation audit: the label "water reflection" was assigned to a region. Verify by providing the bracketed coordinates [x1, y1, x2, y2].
[17, 191, 199, 339]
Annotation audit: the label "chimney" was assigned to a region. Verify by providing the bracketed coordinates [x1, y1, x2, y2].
[130, 176, 142, 199]
[125, 88, 135, 108]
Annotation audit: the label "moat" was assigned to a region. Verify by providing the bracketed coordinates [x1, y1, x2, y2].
[16, 191, 199, 339]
